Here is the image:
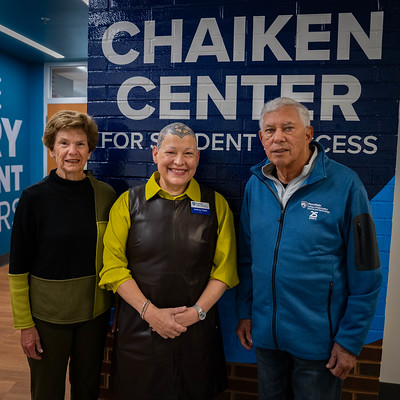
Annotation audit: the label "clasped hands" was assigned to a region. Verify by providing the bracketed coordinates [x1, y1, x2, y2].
[144, 304, 199, 339]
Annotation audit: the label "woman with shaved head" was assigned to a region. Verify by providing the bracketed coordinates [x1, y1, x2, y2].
[99, 122, 238, 399]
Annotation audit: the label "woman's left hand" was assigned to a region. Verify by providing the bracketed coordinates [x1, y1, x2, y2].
[174, 307, 199, 327]
[21, 326, 43, 360]
[144, 305, 188, 339]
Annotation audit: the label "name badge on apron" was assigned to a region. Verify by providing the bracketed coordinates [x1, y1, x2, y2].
[191, 201, 210, 215]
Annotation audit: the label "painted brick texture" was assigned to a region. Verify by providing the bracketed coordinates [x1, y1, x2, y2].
[88, 0, 399, 399]
[99, 335, 382, 400]
[87, 0, 399, 206]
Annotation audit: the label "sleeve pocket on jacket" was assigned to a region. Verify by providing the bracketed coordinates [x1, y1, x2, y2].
[352, 213, 381, 271]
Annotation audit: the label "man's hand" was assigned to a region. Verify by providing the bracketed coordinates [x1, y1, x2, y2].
[326, 342, 356, 380]
[21, 327, 43, 360]
[236, 319, 253, 350]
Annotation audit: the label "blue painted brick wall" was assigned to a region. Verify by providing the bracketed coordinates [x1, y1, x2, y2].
[88, 0, 400, 362]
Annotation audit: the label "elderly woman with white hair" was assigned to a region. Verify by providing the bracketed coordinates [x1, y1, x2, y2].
[9, 110, 116, 400]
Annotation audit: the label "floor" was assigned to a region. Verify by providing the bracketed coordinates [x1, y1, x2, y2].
[0, 265, 70, 399]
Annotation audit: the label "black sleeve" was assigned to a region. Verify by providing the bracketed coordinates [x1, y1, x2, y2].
[9, 190, 36, 275]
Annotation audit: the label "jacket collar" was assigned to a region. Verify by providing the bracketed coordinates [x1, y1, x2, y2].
[145, 171, 201, 201]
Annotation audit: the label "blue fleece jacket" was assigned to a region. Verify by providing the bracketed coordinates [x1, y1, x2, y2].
[236, 141, 382, 359]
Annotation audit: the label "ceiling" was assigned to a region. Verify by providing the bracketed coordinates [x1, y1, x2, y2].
[0, 0, 89, 64]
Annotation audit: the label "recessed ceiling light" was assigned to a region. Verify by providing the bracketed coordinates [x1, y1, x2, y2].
[0, 23, 64, 59]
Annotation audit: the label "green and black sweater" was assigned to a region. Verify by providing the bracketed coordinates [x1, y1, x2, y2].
[9, 170, 116, 329]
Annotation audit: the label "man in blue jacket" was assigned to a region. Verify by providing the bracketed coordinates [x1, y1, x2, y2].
[236, 97, 382, 400]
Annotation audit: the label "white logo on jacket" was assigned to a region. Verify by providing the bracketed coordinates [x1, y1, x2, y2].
[300, 200, 330, 221]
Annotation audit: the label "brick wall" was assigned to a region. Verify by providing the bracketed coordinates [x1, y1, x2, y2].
[99, 332, 114, 399]
[88, 1, 398, 399]
[99, 336, 382, 400]
[341, 341, 382, 400]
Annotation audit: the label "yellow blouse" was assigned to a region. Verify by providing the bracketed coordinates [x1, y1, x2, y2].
[99, 172, 238, 292]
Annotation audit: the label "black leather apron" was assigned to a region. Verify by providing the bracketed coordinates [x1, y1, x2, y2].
[114, 184, 228, 400]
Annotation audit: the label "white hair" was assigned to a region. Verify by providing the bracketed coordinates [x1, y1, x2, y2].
[259, 97, 311, 130]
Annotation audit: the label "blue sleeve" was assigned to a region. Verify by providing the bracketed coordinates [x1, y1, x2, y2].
[236, 181, 254, 320]
[334, 182, 382, 356]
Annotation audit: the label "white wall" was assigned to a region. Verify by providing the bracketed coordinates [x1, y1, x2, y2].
[380, 105, 400, 384]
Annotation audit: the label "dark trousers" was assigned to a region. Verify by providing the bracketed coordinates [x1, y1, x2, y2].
[256, 347, 343, 400]
[28, 311, 109, 400]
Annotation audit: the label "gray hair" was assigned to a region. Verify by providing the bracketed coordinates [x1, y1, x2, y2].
[259, 97, 311, 130]
[157, 122, 197, 148]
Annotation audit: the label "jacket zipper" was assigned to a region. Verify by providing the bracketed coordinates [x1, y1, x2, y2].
[255, 174, 305, 350]
[252, 158, 324, 351]
[253, 175, 286, 349]
[272, 207, 285, 349]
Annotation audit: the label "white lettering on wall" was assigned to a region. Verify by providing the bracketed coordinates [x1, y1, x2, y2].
[315, 134, 378, 154]
[321, 75, 361, 121]
[185, 18, 230, 62]
[144, 19, 183, 63]
[0, 165, 23, 193]
[196, 75, 237, 120]
[280, 75, 316, 120]
[102, 13, 384, 65]
[102, 21, 140, 65]
[337, 12, 384, 60]
[160, 76, 191, 119]
[115, 74, 362, 121]
[0, 198, 18, 232]
[252, 15, 293, 61]
[296, 14, 332, 61]
[117, 76, 156, 120]
[0, 118, 22, 157]
[99, 132, 377, 155]
[241, 75, 278, 120]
